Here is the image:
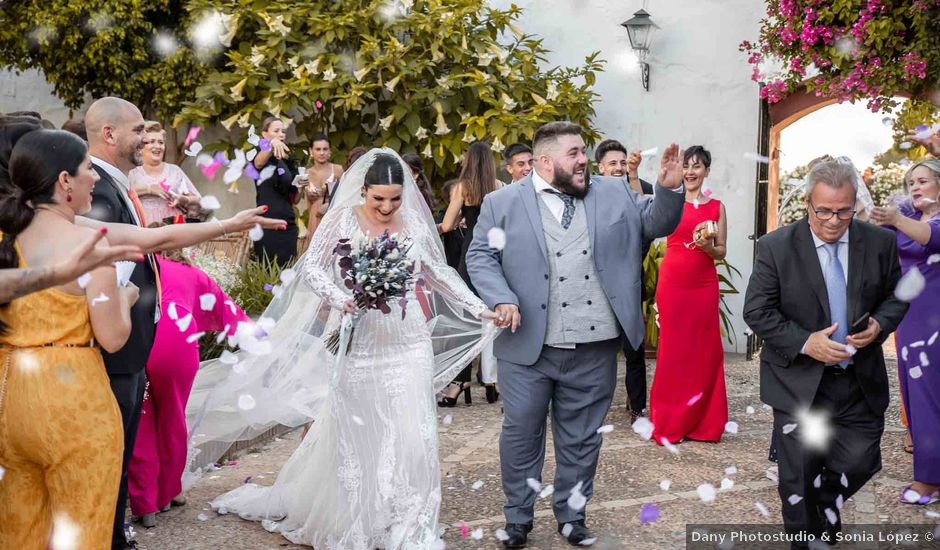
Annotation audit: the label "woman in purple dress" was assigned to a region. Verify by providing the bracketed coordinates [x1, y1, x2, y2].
[871, 159, 940, 505]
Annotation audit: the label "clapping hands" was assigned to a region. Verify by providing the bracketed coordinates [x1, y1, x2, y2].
[659, 144, 685, 189]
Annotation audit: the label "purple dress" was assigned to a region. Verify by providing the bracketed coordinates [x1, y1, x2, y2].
[892, 206, 940, 484]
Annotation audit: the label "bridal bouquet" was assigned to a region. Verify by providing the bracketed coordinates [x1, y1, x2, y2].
[324, 230, 416, 355]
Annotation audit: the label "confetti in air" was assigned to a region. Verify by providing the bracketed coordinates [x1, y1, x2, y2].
[561, 523, 574, 537]
[90, 293, 110, 306]
[237, 394, 256, 410]
[895, 267, 925, 301]
[899, 141, 913, 150]
[77, 273, 92, 288]
[200, 293, 217, 311]
[176, 313, 193, 332]
[248, 224, 264, 241]
[200, 195, 222, 211]
[640, 147, 659, 157]
[824, 508, 838, 525]
[184, 142, 203, 157]
[687, 392, 703, 406]
[910, 366, 923, 379]
[351, 416, 365, 426]
[51, 514, 81, 550]
[661, 438, 680, 455]
[788, 494, 803, 505]
[567, 481, 587, 511]
[632, 416, 654, 440]
[782, 423, 798, 435]
[796, 409, 832, 451]
[153, 32, 178, 57]
[185, 331, 206, 344]
[487, 227, 507, 250]
[526, 478, 542, 492]
[744, 152, 770, 164]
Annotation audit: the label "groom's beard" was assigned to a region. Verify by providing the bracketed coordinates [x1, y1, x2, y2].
[553, 164, 589, 199]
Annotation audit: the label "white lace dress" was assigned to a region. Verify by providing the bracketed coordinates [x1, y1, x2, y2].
[209, 208, 486, 549]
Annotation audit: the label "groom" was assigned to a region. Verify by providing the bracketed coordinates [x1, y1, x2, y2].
[467, 121, 686, 546]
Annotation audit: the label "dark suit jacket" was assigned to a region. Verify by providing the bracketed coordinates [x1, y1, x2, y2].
[87, 163, 158, 374]
[743, 218, 908, 416]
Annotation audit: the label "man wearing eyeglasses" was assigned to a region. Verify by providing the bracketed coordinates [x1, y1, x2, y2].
[743, 158, 908, 548]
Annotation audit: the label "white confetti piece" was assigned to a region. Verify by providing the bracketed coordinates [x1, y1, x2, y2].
[632, 416, 654, 440]
[442, 414, 452, 425]
[910, 366, 923, 379]
[902, 346, 909, 361]
[788, 494, 803, 505]
[77, 273, 92, 288]
[248, 224, 264, 242]
[176, 313, 193, 332]
[724, 421, 739, 434]
[199, 293, 217, 311]
[697, 483, 716, 502]
[280, 268, 297, 285]
[746, 406, 755, 414]
[51, 513, 80, 550]
[660, 479, 671, 491]
[687, 392, 703, 406]
[755, 501, 770, 517]
[596, 424, 614, 434]
[796, 409, 832, 451]
[911, 340, 926, 348]
[640, 147, 659, 157]
[526, 478, 542, 492]
[744, 152, 770, 164]
[470, 528, 484, 540]
[196, 153, 214, 167]
[928, 332, 938, 346]
[197, 513, 208, 522]
[835, 494, 844, 510]
[0, 465, 4, 480]
[114, 261, 136, 287]
[237, 394, 256, 410]
[184, 142, 204, 157]
[824, 508, 838, 525]
[487, 227, 507, 250]
[225, 300, 238, 315]
[782, 423, 798, 434]
[725, 466, 738, 475]
[925, 510, 940, 518]
[168, 301, 179, 320]
[219, 350, 239, 365]
[90, 293, 110, 306]
[813, 474, 822, 488]
[762, 404, 772, 411]
[471, 480, 484, 490]
[899, 141, 913, 150]
[720, 477, 734, 490]
[199, 195, 222, 210]
[567, 481, 587, 511]
[766, 468, 779, 482]
[919, 352, 929, 366]
[844, 344, 857, 356]
[925, 254, 940, 266]
[579, 538, 597, 546]
[186, 331, 206, 344]
[258, 165, 277, 183]
[495, 529, 510, 541]
[351, 415, 365, 426]
[895, 267, 926, 301]
[539, 484, 554, 498]
[661, 438, 680, 455]
[561, 523, 574, 537]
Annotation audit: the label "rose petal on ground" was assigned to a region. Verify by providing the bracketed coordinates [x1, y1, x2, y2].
[539, 484, 554, 498]
[640, 502, 661, 524]
[660, 479, 671, 491]
[471, 528, 483, 540]
[755, 501, 770, 517]
[579, 538, 597, 546]
[725, 466, 738, 475]
[442, 414, 452, 425]
[471, 480, 484, 490]
[720, 477, 734, 490]
[824, 508, 838, 525]
[697, 483, 716, 502]
[596, 424, 614, 434]
[746, 406, 755, 414]
[632, 416, 654, 440]
[197, 513, 208, 521]
[725, 421, 739, 434]
[495, 529, 509, 541]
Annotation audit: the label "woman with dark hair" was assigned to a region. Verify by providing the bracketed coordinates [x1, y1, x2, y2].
[301, 132, 344, 252]
[649, 145, 729, 444]
[871, 159, 940, 505]
[0, 129, 139, 547]
[252, 116, 300, 266]
[437, 141, 501, 405]
[401, 152, 437, 211]
[193, 149, 498, 548]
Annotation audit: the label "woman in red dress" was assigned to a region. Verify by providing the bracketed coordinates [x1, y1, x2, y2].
[650, 145, 728, 445]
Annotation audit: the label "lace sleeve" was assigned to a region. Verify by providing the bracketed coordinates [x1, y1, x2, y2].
[301, 208, 353, 310]
[412, 215, 487, 318]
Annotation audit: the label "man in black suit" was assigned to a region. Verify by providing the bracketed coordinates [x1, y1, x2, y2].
[744, 158, 908, 547]
[84, 97, 152, 550]
[595, 139, 653, 422]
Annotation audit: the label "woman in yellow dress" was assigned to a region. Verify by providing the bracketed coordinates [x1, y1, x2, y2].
[0, 128, 138, 548]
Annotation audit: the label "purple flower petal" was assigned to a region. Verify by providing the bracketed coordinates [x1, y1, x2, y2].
[259, 138, 272, 152]
[243, 164, 260, 180]
[640, 502, 660, 524]
[263, 283, 274, 291]
[213, 151, 228, 165]
[277, 167, 286, 175]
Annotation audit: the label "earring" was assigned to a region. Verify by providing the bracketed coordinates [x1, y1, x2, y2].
[66, 186, 73, 202]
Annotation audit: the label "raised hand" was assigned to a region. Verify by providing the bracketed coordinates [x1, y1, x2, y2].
[658, 143, 685, 189]
[271, 138, 290, 160]
[907, 130, 940, 157]
[870, 204, 899, 226]
[627, 150, 642, 176]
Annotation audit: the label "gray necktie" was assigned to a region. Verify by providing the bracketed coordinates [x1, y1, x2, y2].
[545, 189, 576, 229]
[823, 242, 848, 368]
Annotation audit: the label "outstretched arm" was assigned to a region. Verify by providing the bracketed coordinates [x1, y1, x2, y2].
[465, 195, 518, 310]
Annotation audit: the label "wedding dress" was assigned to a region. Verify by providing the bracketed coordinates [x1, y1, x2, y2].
[185, 149, 497, 549]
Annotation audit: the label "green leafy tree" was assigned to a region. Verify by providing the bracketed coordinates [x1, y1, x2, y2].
[740, 1, 940, 116]
[0, 0, 206, 124]
[176, 0, 604, 177]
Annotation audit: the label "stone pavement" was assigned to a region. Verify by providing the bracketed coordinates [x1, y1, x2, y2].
[137, 353, 938, 549]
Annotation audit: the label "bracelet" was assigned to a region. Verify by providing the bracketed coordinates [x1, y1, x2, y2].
[213, 218, 227, 237]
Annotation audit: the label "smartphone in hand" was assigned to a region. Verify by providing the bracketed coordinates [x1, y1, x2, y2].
[849, 312, 871, 335]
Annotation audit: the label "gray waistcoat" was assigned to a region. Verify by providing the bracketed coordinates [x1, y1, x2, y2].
[538, 197, 620, 346]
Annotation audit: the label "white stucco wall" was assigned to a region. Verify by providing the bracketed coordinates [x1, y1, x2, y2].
[3, 1, 766, 350]
[491, 0, 765, 351]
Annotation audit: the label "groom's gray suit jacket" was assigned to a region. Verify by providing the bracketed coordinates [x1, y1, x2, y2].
[466, 173, 685, 366]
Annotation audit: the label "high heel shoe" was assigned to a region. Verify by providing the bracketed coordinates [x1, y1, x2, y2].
[485, 384, 499, 404]
[438, 382, 471, 407]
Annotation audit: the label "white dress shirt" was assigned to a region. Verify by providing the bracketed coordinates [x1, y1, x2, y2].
[531, 170, 569, 224]
[800, 227, 850, 355]
[91, 155, 143, 227]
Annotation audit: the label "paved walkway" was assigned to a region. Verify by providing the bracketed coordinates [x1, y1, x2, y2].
[137, 353, 938, 549]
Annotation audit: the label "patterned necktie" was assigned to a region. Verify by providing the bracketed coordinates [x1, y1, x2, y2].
[823, 242, 848, 368]
[545, 189, 576, 230]
[126, 187, 163, 314]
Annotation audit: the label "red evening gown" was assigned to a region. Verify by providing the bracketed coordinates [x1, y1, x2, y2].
[650, 198, 727, 444]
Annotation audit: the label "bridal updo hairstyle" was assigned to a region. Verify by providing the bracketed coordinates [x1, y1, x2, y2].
[363, 153, 405, 188]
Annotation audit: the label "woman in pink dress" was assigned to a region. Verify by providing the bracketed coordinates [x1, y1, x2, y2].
[128, 243, 247, 528]
[650, 145, 729, 445]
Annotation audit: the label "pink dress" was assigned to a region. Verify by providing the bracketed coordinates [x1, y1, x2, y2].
[128, 163, 200, 225]
[128, 257, 247, 515]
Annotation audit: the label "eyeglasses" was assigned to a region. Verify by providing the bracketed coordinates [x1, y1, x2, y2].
[808, 200, 855, 221]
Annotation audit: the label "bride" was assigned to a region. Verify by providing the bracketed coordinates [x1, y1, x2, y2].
[185, 149, 500, 548]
